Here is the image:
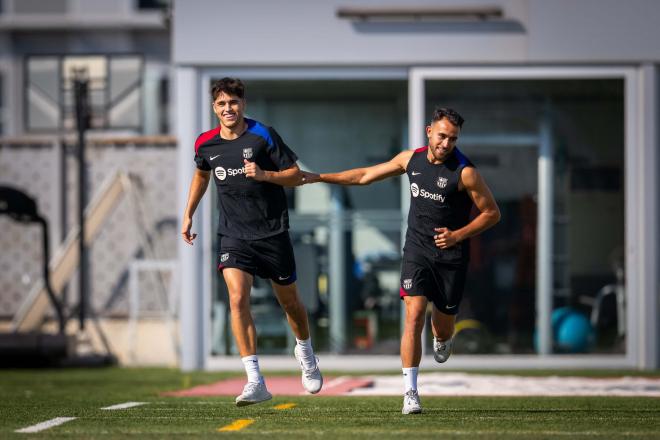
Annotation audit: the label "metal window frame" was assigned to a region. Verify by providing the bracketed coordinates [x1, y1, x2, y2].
[177, 65, 656, 371]
[23, 53, 144, 133]
[409, 66, 642, 368]
[177, 67, 409, 369]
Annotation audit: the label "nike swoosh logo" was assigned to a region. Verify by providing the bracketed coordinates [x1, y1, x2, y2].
[210, 154, 220, 161]
[412, 172, 421, 176]
[278, 276, 289, 280]
[446, 304, 457, 309]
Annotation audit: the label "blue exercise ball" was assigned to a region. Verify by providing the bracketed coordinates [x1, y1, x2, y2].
[555, 310, 594, 353]
[551, 307, 573, 337]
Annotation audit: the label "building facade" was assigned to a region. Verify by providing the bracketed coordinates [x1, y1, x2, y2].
[0, 0, 178, 365]
[174, 0, 659, 371]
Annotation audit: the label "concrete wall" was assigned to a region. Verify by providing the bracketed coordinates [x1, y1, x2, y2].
[173, 0, 660, 66]
[0, 140, 178, 319]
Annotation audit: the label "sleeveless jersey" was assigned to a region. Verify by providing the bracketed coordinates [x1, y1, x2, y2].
[404, 147, 474, 262]
[194, 118, 298, 240]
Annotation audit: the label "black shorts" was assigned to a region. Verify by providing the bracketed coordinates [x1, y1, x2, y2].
[217, 231, 297, 285]
[399, 251, 468, 315]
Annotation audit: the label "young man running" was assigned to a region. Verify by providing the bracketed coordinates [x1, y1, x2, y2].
[301, 108, 500, 414]
[182, 77, 322, 406]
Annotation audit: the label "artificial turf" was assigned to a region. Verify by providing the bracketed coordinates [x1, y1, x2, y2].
[1, 368, 659, 439]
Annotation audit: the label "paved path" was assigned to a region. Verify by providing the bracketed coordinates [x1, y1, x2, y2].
[163, 373, 660, 397]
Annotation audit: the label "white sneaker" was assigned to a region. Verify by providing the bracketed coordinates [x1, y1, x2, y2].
[235, 381, 272, 407]
[402, 389, 422, 414]
[433, 337, 453, 363]
[294, 345, 323, 394]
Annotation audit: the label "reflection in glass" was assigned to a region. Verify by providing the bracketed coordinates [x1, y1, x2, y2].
[425, 79, 624, 355]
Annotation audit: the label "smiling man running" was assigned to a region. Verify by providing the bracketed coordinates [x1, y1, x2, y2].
[301, 107, 500, 414]
[182, 77, 322, 406]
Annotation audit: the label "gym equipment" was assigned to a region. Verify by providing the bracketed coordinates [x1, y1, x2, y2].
[552, 307, 594, 353]
[0, 172, 129, 367]
[11, 171, 130, 331]
[0, 186, 71, 366]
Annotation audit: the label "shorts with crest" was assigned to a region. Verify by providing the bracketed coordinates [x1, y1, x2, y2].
[217, 231, 297, 286]
[399, 250, 467, 315]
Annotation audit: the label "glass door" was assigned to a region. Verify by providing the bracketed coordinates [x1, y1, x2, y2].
[409, 67, 637, 362]
[209, 79, 408, 355]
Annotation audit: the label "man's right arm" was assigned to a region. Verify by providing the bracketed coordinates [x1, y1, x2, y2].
[304, 150, 413, 185]
[181, 169, 211, 245]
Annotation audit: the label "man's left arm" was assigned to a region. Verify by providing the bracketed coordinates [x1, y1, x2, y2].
[434, 166, 501, 249]
[244, 160, 303, 187]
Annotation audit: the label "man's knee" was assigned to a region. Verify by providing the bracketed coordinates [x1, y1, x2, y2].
[404, 304, 426, 332]
[228, 290, 250, 310]
[406, 316, 425, 333]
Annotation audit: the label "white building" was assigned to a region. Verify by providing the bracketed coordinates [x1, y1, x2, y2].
[1, 0, 655, 371]
[174, 0, 659, 371]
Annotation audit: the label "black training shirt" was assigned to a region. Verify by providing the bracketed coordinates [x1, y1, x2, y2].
[194, 118, 298, 240]
[404, 146, 474, 262]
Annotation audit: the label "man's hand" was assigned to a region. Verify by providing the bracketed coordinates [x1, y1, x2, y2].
[434, 227, 458, 249]
[244, 159, 266, 181]
[181, 216, 197, 245]
[300, 171, 321, 184]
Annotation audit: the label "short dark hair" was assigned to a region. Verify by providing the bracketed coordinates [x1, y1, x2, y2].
[211, 77, 245, 101]
[431, 107, 464, 128]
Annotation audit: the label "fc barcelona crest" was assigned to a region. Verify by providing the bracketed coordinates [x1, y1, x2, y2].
[437, 177, 448, 188]
[243, 148, 253, 159]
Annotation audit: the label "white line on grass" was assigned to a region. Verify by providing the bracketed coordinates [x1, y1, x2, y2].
[101, 402, 149, 410]
[15, 417, 77, 433]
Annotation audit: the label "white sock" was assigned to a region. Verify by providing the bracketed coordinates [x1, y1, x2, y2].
[241, 355, 263, 384]
[296, 337, 317, 370]
[402, 367, 418, 392]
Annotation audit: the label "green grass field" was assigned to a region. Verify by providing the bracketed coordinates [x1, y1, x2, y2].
[2, 368, 660, 439]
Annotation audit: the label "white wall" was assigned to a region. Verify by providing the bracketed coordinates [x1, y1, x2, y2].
[172, 0, 660, 369]
[173, 0, 660, 66]
[527, 0, 660, 62]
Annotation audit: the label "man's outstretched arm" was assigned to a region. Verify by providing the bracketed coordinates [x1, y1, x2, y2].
[181, 169, 211, 245]
[303, 150, 413, 186]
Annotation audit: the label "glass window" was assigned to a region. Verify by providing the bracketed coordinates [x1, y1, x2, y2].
[0, 72, 4, 134]
[26, 57, 60, 131]
[206, 77, 625, 357]
[25, 55, 143, 132]
[209, 79, 408, 355]
[424, 79, 625, 355]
